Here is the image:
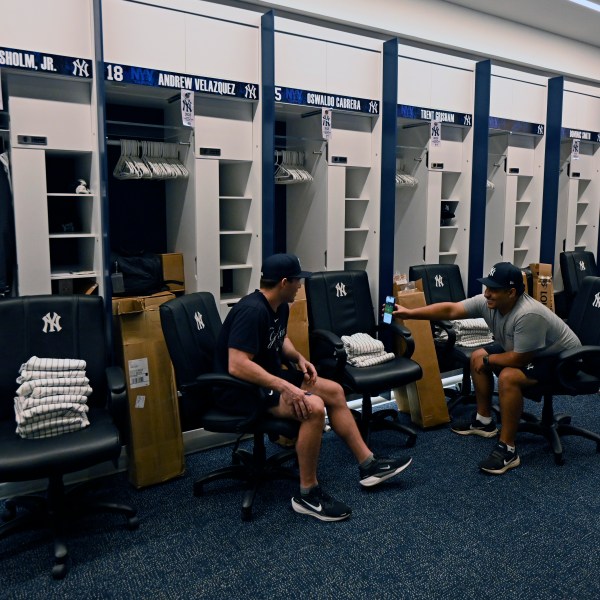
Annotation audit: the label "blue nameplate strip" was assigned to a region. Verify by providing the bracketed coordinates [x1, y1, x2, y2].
[489, 117, 544, 136]
[561, 127, 600, 144]
[275, 86, 379, 115]
[0, 46, 92, 78]
[105, 62, 259, 100]
[397, 104, 472, 126]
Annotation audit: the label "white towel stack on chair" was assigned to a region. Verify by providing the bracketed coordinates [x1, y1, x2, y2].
[452, 318, 494, 348]
[14, 356, 92, 439]
[341, 333, 395, 367]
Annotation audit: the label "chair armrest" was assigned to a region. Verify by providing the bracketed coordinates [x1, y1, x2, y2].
[377, 321, 415, 358]
[309, 329, 347, 373]
[556, 345, 600, 393]
[432, 319, 457, 352]
[105, 366, 128, 440]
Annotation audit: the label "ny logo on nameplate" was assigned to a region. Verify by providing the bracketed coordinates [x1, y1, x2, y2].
[322, 108, 332, 140]
[181, 89, 194, 127]
[430, 120, 441, 147]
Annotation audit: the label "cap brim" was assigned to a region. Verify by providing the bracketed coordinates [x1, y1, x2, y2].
[297, 270, 312, 278]
[477, 277, 505, 289]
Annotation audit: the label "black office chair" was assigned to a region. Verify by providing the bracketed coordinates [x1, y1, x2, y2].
[0, 295, 138, 579]
[559, 251, 598, 317]
[409, 263, 496, 413]
[305, 270, 422, 447]
[159, 292, 299, 521]
[520, 276, 600, 465]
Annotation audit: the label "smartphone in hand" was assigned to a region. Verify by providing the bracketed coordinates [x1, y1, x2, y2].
[383, 295, 395, 324]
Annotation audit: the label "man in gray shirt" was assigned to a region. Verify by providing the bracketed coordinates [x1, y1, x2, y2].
[392, 262, 580, 475]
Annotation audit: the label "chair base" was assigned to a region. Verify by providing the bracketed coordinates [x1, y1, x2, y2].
[0, 477, 138, 579]
[519, 396, 600, 465]
[355, 397, 417, 448]
[193, 433, 298, 521]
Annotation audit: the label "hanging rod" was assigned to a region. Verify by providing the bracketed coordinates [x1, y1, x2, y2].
[274, 134, 327, 144]
[396, 144, 426, 151]
[106, 139, 190, 146]
[106, 119, 187, 131]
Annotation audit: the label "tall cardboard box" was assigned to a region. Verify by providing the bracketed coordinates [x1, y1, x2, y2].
[112, 292, 185, 488]
[529, 263, 555, 312]
[287, 284, 310, 360]
[393, 290, 450, 428]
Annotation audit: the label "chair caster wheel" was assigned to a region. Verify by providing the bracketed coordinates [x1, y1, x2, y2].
[52, 563, 68, 580]
[241, 507, 252, 522]
[405, 435, 417, 449]
[2, 500, 16, 522]
[126, 515, 140, 530]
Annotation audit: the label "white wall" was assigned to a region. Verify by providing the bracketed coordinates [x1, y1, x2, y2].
[244, 0, 600, 84]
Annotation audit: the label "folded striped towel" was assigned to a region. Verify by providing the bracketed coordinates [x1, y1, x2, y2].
[16, 381, 92, 398]
[20, 356, 87, 372]
[341, 333, 395, 367]
[452, 318, 494, 347]
[17, 370, 87, 383]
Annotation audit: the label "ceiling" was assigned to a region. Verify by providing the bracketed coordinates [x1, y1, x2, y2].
[443, 0, 600, 48]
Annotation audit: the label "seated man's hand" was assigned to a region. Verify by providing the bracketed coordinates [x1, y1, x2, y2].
[281, 383, 313, 420]
[297, 356, 317, 386]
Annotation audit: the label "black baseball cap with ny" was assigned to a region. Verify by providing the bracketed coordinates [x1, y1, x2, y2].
[477, 262, 525, 295]
[261, 253, 312, 282]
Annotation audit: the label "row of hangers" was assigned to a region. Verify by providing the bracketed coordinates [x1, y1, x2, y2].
[395, 171, 419, 187]
[113, 139, 189, 180]
[274, 150, 313, 185]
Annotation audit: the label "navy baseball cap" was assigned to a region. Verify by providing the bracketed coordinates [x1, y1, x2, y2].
[478, 262, 525, 294]
[261, 253, 312, 281]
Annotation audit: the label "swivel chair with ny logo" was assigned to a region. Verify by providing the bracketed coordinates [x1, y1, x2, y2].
[408, 263, 496, 414]
[0, 295, 138, 579]
[305, 270, 422, 446]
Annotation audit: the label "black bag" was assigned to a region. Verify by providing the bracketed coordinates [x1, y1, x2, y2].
[111, 252, 171, 296]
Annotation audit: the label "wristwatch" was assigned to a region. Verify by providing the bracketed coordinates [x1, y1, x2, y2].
[483, 354, 490, 368]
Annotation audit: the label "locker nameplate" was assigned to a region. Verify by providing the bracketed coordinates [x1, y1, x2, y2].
[199, 148, 221, 157]
[0, 46, 92, 79]
[17, 135, 47, 146]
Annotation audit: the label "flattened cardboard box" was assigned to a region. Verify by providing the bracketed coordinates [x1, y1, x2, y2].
[529, 263, 555, 313]
[158, 253, 185, 294]
[287, 284, 310, 360]
[393, 289, 450, 428]
[113, 292, 185, 488]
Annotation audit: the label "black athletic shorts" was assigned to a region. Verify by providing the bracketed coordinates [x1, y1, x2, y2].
[214, 368, 305, 416]
[485, 343, 558, 384]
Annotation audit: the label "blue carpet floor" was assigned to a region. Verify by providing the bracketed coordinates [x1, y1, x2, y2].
[2, 394, 600, 599]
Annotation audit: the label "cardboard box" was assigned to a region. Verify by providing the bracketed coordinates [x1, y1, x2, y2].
[112, 292, 185, 488]
[529, 263, 555, 312]
[159, 253, 185, 294]
[287, 284, 310, 360]
[393, 289, 450, 428]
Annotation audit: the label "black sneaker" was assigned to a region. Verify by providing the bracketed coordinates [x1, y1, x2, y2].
[479, 442, 521, 475]
[359, 455, 413, 487]
[291, 486, 352, 522]
[451, 413, 498, 438]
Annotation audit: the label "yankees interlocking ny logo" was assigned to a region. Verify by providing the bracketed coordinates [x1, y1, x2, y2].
[72, 59, 90, 78]
[579, 261, 586, 271]
[435, 275, 444, 287]
[244, 84, 257, 99]
[194, 311, 205, 330]
[42, 312, 62, 333]
[335, 282, 347, 297]
[593, 292, 600, 309]
[489, 266, 496, 277]
[368, 101, 379, 114]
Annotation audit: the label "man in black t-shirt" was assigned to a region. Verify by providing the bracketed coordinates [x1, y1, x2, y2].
[216, 253, 412, 522]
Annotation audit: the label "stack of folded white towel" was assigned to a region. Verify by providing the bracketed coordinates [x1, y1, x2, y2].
[341, 333, 395, 368]
[452, 318, 494, 348]
[14, 356, 92, 439]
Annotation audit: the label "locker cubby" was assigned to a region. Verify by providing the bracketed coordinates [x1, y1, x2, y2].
[484, 131, 545, 270]
[219, 232, 252, 267]
[47, 195, 94, 235]
[45, 152, 93, 194]
[49, 237, 97, 277]
[394, 116, 473, 280]
[220, 268, 253, 305]
[345, 199, 369, 229]
[219, 197, 251, 232]
[554, 134, 599, 290]
[219, 162, 252, 197]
